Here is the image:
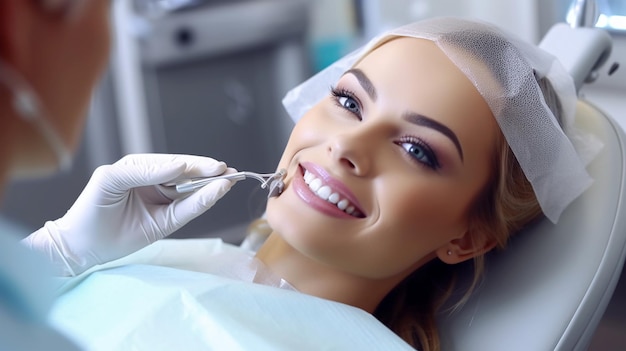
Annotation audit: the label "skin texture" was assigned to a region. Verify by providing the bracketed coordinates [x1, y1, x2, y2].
[0, 0, 111, 180]
[258, 38, 499, 312]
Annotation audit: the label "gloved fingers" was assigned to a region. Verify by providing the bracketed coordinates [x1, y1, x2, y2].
[115, 153, 228, 180]
[154, 166, 239, 201]
[96, 160, 188, 195]
[114, 153, 186, 167]
[169, 154, 228, 179]
[154, 183, 188, 201]
[161, 178, 236, 234]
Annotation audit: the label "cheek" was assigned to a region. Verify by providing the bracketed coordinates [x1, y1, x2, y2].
[277, 109, 330, 166]
[385, 186, 467, 232]
[360, 182, 471, 275]
[270, 107, 335, 242]
[277, 127, 307, 166]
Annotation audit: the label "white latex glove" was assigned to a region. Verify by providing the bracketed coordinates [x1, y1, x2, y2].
[22, 154, 236, 276]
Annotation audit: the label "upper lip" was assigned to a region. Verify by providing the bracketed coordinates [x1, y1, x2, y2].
[300, 162, 366, 216]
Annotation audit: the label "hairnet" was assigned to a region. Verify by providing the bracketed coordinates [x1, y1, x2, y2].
[282, 17, 598, 224]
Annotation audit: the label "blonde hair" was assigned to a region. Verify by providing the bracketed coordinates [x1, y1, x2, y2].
[373, 74, 560, 351]
[372, 128, 542, 351]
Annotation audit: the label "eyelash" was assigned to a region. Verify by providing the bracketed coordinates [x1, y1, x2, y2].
[330, 86, 362, 120]
[330, 86, 440, 170]
[395, 136, 440, 170]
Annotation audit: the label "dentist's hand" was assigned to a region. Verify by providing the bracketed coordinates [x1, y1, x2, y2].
[22, 154, 235, 276]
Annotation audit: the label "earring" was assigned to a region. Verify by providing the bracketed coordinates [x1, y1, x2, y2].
[447, 250, 452, 256]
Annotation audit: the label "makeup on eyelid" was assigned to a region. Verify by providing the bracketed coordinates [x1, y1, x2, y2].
[335, 68, 466, 166]
[329, 84, 460, 171]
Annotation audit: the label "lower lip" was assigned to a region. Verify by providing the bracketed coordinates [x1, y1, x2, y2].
[292, 166, 357, 219]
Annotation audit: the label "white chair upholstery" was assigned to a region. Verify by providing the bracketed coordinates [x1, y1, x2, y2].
[439, 100, 626, 351]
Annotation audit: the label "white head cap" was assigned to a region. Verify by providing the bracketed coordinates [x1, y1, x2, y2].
[283, 17, 599, 223]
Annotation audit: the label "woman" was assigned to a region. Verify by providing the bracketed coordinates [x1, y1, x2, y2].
[245, 18, 593, 350]
[0, 1, 234, 349]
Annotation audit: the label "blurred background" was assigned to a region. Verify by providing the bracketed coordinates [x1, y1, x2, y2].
[0, 0, 624, 348]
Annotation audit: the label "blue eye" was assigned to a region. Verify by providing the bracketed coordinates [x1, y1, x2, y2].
[330, 87, 362, 119]
[338, 96, 360, 114]
[398, 139, 440, 170]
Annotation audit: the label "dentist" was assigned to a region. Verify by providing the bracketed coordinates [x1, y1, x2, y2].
[0, 1, 233, 349]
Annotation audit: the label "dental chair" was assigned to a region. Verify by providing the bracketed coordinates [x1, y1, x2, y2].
[438, 8, 626, 351]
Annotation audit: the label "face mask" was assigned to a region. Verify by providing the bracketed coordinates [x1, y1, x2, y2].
[0, 59, 73, 172]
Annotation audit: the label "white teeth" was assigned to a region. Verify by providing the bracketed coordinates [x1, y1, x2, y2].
[309, 178, 322, 192]
[337, 199, 349, 211]
[304, 171, 315, 184]
[303, 169, 361, 216]
[328, 192, 340, 204]
[316, 186, 332, 200]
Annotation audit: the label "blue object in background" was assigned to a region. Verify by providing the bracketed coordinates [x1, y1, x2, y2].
[311, 36, 355, 71]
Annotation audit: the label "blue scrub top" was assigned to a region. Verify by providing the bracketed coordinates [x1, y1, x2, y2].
[0, 226, 80, 350]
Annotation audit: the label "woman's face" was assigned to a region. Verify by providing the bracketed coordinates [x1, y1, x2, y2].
[266, 38, 499, 280]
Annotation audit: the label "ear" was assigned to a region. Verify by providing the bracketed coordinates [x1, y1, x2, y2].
[436, 230, 497, 264]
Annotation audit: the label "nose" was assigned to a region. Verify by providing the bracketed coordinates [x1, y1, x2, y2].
[327, 130, 373, 176]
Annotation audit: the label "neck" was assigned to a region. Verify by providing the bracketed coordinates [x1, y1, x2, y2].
[255, 233, 411, 313]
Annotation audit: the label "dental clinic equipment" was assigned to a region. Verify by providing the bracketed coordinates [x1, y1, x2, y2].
[541, 0, 613, 91]
[163, 169, 287, 198]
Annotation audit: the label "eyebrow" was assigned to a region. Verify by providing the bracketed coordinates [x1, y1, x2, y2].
[344, 68, 464, 162]
[345, 68, 377, 101]
[403, 112, 465, 162]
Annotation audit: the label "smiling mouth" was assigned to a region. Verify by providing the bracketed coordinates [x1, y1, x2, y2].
[302, 169, 365, 218]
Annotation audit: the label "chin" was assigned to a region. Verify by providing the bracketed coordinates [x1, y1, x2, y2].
[265, 195, 303, 243]
[265, 193, 332, 258]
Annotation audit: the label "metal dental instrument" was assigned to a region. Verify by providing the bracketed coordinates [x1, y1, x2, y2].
[163, 169, 286, 198]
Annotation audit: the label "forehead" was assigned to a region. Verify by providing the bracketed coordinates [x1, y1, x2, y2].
[356, 38, 495, 120]
[350, 37, 500, 166]
[352, 37, 483, 109]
